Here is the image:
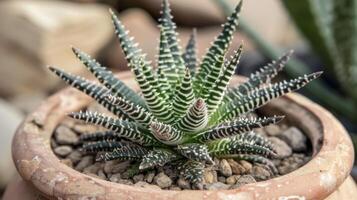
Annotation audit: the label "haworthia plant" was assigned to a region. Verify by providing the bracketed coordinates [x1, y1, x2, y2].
[49, 0, 321, 185]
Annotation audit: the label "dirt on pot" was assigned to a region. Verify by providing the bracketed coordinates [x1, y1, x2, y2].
[51, 103, 312, 191]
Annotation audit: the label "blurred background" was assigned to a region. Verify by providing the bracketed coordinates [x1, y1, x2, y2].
[0, 0, 356, 197]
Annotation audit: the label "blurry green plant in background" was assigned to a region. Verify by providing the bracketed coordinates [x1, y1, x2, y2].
[280, 0, 357, 156]
[215, 0, 357, 124]
[282, 0, 357, 115]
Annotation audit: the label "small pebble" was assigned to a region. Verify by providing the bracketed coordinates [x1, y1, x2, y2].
[192, 183, 204, 190]
[205, 182, 230, 190]
[265, 124, 282, 136]
[67, 150, 82, 164]
[55, 125, 79, 144]
[134, 181, 161, 190]
[110, 160, 131, 174]
[54, 146, 72, 157]
[109, 173, 121, 182]
[203, 169, 217, 184]
[144, 171, 156, 183]
[103, 160, 121, 174]
[226, 175, 240, 185]
[75, 155, 94, 171]
[219, 159, 232, 177]
[218, 176, 226, 183]
[278, 127, 307, 152]
[231, 175, 256, 189]
[83, 162, 102, 174]
[51, 139, 58, 148]
[177, 178, 191, 189]
[278, 154, 308, 174]
[154, 172, 172, 188]
[239, 160, 253, 173]
[169, 186, 182, 191]
[133, 174, 144, 183]
[61, 159, 73, 168]
[117, 179, 133, 185]
[269, 137, 292, 158]
[252, 166, 271, 180]
[227, 159, 245, 175]
[97, 169, 106, 180]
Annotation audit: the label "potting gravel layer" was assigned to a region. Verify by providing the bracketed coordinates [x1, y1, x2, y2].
[51, 103, 312, 190]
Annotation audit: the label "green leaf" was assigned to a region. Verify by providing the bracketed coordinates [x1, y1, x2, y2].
[178, 160, 205, 184]
[213, 72, 322, 122]
[175, 98, 208, 133]
[111, 10, 170, 116]
[69, 111, 159, 146]
[106, 94, 155, 127]
[149, 121, 184, 145]
[139, 148, 180, 170]
[97, 145, 149, 161]
[159, 0, 186, 78]
[194, 1, 242, 93]
[157, 27, 176, 96]
[183, 28, 198, 76]
[131, 62, 174, 123]
[197, 115, 284, 142]
[206, 45, 243, 114]
[48, 66, 129, 120]
[172, 69, 195, 118]
[79, 131, 118, 142]
[176, 143, 213, 164]
[207, 132, 276, 158]
[224, 50, 293, 103]
[71, 47, 146, 107]
[81, 140, 132, 153]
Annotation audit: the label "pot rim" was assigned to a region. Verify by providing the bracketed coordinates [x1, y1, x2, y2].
[12, 72, 354, 200]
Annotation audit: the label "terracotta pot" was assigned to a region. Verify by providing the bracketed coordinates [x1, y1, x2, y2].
[10, 72, 357, 199]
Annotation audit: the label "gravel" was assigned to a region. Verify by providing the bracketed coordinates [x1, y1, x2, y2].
[52, 112, 312, 191]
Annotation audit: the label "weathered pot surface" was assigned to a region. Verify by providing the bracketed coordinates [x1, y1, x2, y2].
[11, 72, 356, 199]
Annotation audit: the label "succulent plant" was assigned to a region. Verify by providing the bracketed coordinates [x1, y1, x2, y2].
[49, 0, 321, 184]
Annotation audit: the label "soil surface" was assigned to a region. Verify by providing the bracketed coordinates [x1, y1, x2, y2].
[51, 103, 312, 190]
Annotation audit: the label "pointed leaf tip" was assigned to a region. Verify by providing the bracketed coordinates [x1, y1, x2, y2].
[274, 115, 285, 123]
[195, 98, 205, 109]
[313, 71, 323, 77]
